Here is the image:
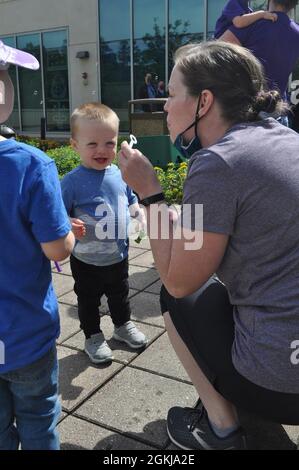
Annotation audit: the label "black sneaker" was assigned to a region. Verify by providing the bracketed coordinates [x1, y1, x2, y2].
[167, 405, 247, 450]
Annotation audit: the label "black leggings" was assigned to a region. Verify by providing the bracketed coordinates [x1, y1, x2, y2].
[160, 278, 299, 425]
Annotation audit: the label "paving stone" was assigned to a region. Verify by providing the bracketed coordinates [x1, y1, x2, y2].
[56, 262, 72, 276]
[59, 415, 155, 450]
[58, 345, 123, 412]
[57, 303, 81, 343]
[145, 279, 162, 295]
[52, 272, 74, 298]
[51, 258, 70, 271]
[128, 265, 159, 291]
[130, 237, 151, 250]
[63, 316, 164, 364]
[128, 247, 147, 260]
[131, 332, 191, 382]
[130, 291, 164, 327]
[283, 425, 299, 449]
[75, 367, 197, 448]
[130, 251, 155, 268]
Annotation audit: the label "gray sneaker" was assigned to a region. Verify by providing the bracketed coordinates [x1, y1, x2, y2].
[84, 333, 113, 364]
[113, 321, 147, 349]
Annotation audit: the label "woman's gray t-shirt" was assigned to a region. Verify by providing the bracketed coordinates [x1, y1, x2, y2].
[182, 118, 299, 393]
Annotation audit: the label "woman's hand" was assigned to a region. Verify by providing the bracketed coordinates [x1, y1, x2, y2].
[118, 141, 162, 200]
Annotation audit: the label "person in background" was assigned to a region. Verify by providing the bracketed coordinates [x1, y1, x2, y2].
[0, 40, 75, 450]
[138, 73, 157, 111]
[214, 0, 277, 39]
[219, 0, 299, 103]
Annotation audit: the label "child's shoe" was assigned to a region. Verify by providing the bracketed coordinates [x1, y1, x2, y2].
[84, 332, 113, 363]
[113, 321, 147, 349]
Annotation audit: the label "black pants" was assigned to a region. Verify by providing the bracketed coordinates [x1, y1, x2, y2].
[70, 255, 131, 338]
[160, 278, 299, 425]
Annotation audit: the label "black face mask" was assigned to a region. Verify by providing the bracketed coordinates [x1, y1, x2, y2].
[173, 95, 202, 159]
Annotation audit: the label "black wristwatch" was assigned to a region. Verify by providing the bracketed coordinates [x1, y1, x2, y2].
[138, 192, 165, 207]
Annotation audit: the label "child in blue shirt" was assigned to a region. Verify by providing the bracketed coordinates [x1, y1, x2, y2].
[61, 103, 147, 364]
[214, 0, 277, 39]
[0, 41, 74, 450]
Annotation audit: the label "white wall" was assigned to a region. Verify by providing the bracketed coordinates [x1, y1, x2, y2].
[0, 0, 101, 117]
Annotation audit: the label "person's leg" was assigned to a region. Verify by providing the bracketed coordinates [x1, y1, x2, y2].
[161, 280, 248, 449]
[70, 255, 103, 338]
[164, 312, 238, 429]
[0, 376, 19, 450]
[104, 258, 131, 328]
[70, 256, 113, 363]
[10, 346, 61, 450]
[106, 259, 147, 348]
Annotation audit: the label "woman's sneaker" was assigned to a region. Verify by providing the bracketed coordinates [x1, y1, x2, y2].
[113, 321, 147, 349]
[84, 332, 113, 364]
[167, 405, 247, 450]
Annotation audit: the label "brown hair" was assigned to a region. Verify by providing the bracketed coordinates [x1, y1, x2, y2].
[174, 41, 287, 124]
[272, 0, 298, 11]
[71, 102, 119, 137]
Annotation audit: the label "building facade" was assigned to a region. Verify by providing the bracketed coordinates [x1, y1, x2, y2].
[0, 0, 298, 133]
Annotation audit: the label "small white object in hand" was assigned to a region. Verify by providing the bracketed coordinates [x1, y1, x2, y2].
[129, 134, 138, 148]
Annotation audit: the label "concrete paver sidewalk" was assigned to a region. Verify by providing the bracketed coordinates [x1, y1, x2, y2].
[53, 241, 299, 450]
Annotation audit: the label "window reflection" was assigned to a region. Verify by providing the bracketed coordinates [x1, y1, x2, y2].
[42, 31, 70, 131]
[99, 0, 130, 131]
[168, 0, 204, 74]
[133, 0, 165, 105]
[250, 0, 268, 10]
[207, 0, 227, 38]
[17, 34, 43, 132]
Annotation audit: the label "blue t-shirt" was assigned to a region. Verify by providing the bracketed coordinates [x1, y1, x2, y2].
[0, 139, 71, 373]
[214, 0, 251, 39]
[61, 164, 138, 266]
[229, 12, 299, 99]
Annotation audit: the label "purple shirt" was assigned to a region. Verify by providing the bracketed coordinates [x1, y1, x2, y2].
[229, 12, 299, 99]
[214, 0, 251, 39]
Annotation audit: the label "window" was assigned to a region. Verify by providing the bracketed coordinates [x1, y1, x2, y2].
[207, 0, 227, 39]
[133, 0, 165, 103]
[42, 30, 70, 131]
[169, 0, 204, 74]
[17, 34, 43, 132]
[99, 0, 131, 131]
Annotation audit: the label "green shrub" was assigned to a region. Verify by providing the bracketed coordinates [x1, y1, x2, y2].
[16, 135, 67, 151]
[155, 162, 187, 205]
[47, 146, 81, 178]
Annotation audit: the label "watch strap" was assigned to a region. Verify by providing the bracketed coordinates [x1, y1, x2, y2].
[138, 192, 165, 207]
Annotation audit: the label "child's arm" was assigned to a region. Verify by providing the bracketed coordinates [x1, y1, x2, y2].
[129, 202, 147, 243]
[232, 11, 277, 28]
[70, 217, 86, 240]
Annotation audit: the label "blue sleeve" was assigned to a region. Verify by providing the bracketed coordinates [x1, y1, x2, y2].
[126, 186, 138, 206]
[28, 161, 71, 243]
[61, 174, 74, 216]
